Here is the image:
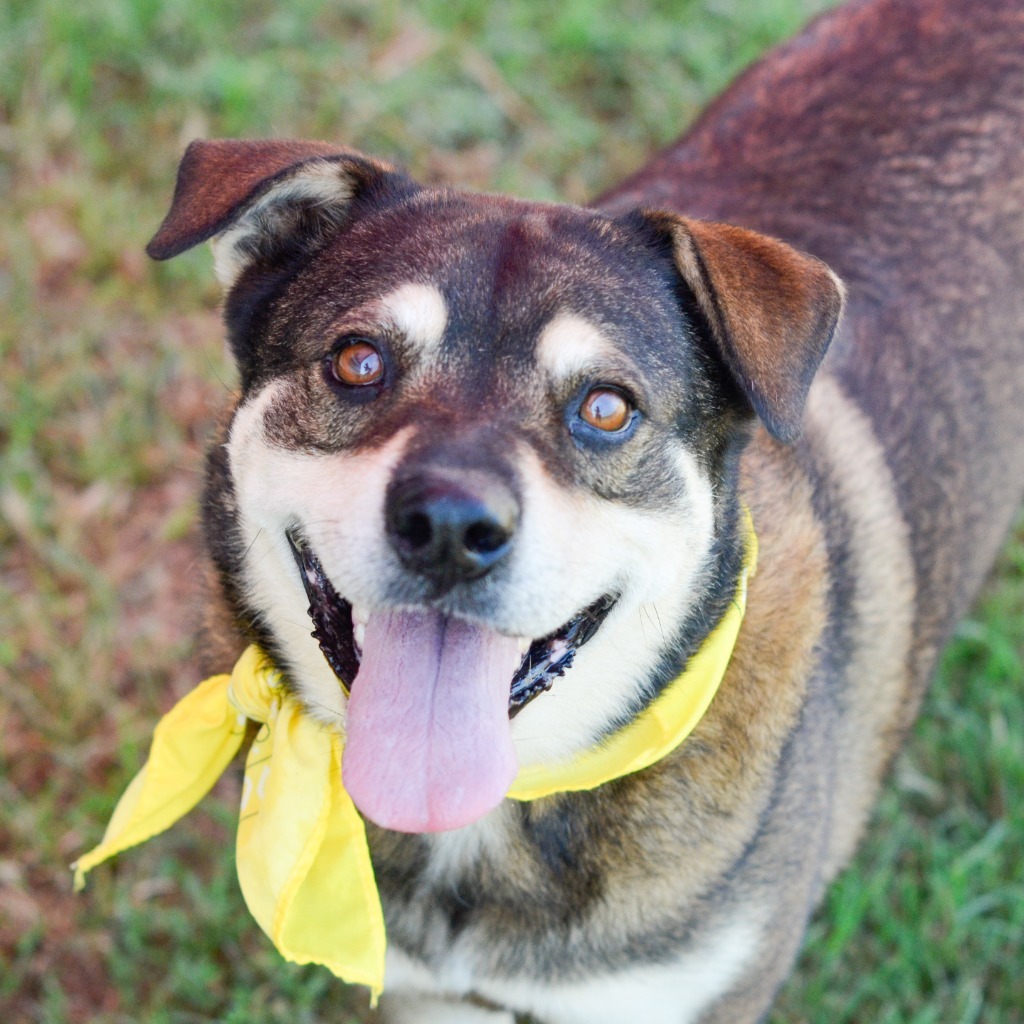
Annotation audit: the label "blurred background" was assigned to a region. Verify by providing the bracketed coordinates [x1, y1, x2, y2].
[1, 1, 1022, 1021]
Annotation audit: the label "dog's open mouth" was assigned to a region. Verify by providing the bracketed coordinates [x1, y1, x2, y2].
[284, 529, 616, 833]
[286, 530, 615, 715]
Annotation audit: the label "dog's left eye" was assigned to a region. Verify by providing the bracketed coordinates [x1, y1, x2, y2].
[578, 387, 634, 432]
[331, 339, 384, 387]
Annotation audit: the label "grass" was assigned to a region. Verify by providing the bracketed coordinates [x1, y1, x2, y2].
[1, 0, 1021, 1021]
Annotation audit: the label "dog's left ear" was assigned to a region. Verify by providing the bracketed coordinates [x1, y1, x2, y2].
[146, 138, 416, 289]
[641, 211, 845, 443]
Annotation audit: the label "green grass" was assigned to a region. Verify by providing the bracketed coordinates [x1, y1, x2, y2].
[1, 1, 1021, 1021]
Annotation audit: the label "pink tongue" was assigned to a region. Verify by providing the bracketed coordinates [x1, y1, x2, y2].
[342, 608, 521, 833]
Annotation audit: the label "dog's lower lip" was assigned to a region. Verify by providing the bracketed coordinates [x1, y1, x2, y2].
[507, 592, 617, 717]
[286, 529, 358, 690]
[285, 530, 615, 712]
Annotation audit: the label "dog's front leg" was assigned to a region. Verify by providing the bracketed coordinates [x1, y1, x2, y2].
[378, 992, 516, 1024]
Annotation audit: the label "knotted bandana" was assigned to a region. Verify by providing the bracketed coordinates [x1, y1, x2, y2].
[75, 516, 757, 998]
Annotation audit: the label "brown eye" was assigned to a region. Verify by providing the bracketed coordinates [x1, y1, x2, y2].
[579, 387, 633, 432]
[331, 340, 384, 386]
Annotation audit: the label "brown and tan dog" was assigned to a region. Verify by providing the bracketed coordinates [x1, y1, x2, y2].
[134, 0, 1024, 1019]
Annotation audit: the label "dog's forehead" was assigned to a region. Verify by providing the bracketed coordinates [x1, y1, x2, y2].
[296, 191, 683, 368]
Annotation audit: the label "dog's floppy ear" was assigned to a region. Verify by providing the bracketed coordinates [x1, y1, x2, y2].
[642, 211, 844, 443]
[146, 139, 416, 289]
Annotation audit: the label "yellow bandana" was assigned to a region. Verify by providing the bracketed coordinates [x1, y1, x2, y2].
[75, 518, 756, 998]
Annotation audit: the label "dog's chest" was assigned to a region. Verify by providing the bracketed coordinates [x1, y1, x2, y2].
[373, 800, 600, 969]
[379, 817, 768, 1024]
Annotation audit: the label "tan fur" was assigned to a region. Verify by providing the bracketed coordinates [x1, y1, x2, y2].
[802, 374, 917, 875]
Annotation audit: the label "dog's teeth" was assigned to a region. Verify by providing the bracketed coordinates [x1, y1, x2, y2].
[354, 621, 366, 653]
[352, 604, 369, 629]
[517, 636, 532, 656]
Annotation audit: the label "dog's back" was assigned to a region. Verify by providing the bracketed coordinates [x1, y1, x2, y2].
[606, 0, 1024, 721]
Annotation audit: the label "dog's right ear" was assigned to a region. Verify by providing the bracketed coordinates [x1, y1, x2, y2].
[146, 139, 417, 289]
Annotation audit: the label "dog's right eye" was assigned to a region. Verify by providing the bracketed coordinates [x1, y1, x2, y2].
[330, 339, 384, 387]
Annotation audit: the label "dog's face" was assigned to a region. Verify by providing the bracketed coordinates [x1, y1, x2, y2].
[151, 140, 842, 834]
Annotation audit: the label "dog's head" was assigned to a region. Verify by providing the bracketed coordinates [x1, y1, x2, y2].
[150, 140, 842, 833]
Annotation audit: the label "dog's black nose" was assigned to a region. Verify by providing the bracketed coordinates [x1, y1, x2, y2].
[386, 470, 518, 587]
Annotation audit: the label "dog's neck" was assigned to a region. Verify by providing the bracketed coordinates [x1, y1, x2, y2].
[605, 488, 750, 739]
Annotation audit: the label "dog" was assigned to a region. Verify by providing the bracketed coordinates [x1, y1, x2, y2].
[137, 0, 1024, 1019]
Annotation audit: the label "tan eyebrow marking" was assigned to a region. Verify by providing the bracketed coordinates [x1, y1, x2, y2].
[535, 313, 620, 380]
[377, 282, 449, 356]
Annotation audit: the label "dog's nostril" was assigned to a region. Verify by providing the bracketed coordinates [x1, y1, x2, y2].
[464, 521, 509, 556]
[398, 510, 434, 552]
